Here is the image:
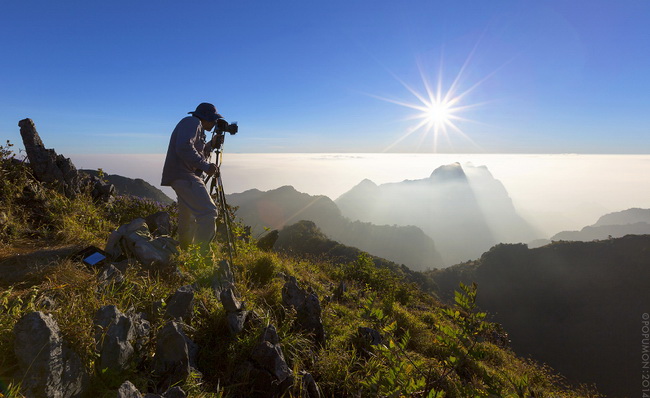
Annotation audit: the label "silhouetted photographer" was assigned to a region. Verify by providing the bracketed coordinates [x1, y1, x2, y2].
[161, 102, 236, 254]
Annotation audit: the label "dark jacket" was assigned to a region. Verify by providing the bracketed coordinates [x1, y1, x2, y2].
[161, 116, 211, 186]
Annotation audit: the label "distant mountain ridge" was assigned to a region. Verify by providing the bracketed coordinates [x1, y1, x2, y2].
[551, 207, 650, 241]
[336, 162, 539, 265]
[80, 169, 173, 204]
[227, 185, 443, 270]
[429, 235, 650, 397]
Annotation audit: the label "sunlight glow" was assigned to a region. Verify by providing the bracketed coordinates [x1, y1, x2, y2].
[372, 50, 499, 152]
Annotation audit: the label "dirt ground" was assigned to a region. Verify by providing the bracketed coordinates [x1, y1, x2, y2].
[0, 242, 83, 287]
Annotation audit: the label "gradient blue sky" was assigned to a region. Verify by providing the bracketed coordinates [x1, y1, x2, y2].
[1, 0, 649, 154]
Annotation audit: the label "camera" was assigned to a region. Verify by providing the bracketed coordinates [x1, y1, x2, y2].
[216, 118, 238, 135]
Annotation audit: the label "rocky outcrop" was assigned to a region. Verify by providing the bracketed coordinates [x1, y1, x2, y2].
[282, 276, 325, 345]
[220, 287, 248, 335]
[165, 285, 195, 322]
[237, 325, 293, 397]
[152, 321, 197, 392]
[105, 218, 178, 271]
[18, 118, 114, 202]
[13, 311, 88, 398]
[93, 305, 151, 376]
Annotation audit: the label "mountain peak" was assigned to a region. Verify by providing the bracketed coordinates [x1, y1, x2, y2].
[429, 162, 467, 182]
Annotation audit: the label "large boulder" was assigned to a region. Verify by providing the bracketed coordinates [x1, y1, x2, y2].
[13, 311, 88, 398]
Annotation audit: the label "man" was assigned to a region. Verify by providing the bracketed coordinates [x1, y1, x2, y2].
[161, 102, 222, 252]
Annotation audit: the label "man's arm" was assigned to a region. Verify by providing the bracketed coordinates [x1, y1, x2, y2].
[175, 118, 211, 172]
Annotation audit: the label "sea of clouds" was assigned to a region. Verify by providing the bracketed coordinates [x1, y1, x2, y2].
[71, 153, 650, 238]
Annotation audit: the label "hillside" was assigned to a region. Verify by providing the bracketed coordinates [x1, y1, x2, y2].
[81, 169, 173, 205]
[430, 237, 650, 397]
[227, 186, 444, 271]
[0, 137, 597, 397]
[336, 162, 539, 266]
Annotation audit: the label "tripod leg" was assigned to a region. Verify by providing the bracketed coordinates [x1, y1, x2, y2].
[216, 175, 236, 264]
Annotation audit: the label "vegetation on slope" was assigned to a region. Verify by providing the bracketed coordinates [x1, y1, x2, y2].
[0, 143, 598, 397]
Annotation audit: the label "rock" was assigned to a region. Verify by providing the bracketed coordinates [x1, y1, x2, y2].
[162, 386, 187, 398]
[301, 372, 321, 398]
[38, 295, 57, 310]
[256, 229, 279, 251]
[219, 287, 248, 335]
[219, 287, 242, 312]
[145, 211, 172, 237]
[97, 263, 125, 285]
[332, 281, 347, 301]
[13, 311, 87, 398]
[261, 324, 280, 345]
[251, 341, 292, 383]
[18, 118, 83, 197]
[358, 327, 383, 346]
[93, 305, 135, 374]
[93, 306, 150, 376]
[152, 322, 191, 392]
[226, 310, 248, 335]
[89, 174, 116, 203]
[117, 381, 142, 398]
[129, 311, 152, 355]
[105, 218, 179, 271]
[212, 259, 234, 296]
[165, 285, 195, 321]
[282, 277, 326, 344]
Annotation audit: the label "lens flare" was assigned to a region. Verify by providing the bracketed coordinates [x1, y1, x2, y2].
[371, 48, 501, 152]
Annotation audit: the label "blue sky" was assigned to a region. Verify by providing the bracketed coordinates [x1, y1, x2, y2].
[1, 0, 649, 154]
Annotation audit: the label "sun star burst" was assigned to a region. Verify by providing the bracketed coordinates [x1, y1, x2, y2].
[371, 52, 498, 152]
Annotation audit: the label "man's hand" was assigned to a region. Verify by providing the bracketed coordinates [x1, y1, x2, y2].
[206, 163, 219, 177]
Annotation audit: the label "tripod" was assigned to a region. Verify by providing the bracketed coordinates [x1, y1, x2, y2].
[205, 131, 236, 265]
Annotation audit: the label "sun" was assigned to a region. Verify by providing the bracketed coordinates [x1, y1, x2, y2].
[370, 54, 495, 152]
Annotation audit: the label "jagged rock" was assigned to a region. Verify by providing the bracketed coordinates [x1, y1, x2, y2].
[165, 285, 195, 321]
[89, 174, 116, 203]
[282, 277, 325, 344]
[358, 326, 383, 346]
[261, 324, 280, 345]
[152, 322, 192, 392]
[219, 287, 248, 335]
[251, 341, 292, 383]
[130, 311, 152, 354]
[220, 287, 242, 312]
[226, 310, 248, 335]
[38, 295, 57, 310]
[97, 263, 125, 285]
[162, 386, 187, 398]
[301, 372, 321, 398]
[145, 211, 172, 237]
[13, 311, 88, 398]
[117, 381, 142, 398]
[93, 306, 150, 376]
[212, 259, 234, 296]
[257, 229, 279, 251]
[18, 119, 83, 197]
[332, 281, 347, 301]
[105, 218, 179, 270]
[93, 305, 134, 374]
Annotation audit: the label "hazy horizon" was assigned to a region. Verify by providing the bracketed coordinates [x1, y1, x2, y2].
[71, 152, 650, 240]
